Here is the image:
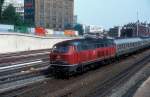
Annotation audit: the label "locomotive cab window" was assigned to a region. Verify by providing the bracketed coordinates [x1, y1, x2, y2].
[52, 45, 69, 53]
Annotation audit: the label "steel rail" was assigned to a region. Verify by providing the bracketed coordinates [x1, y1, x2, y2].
[0, 53, 49, 64]
[0, 59, 49, 74]
[0, 57, 49, 68]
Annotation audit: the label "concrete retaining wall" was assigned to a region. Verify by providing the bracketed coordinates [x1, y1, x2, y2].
[0, 32, 80, 54]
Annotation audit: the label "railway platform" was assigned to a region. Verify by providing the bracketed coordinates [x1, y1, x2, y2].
[133, 77, 150, 97]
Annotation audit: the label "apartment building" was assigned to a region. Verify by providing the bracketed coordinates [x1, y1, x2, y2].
[35, 0, 74, 31]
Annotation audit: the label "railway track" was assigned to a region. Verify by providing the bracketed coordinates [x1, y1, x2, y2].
[0, 60, 50, 91]
[0, 49, 51, 64]
[0, 63, 49, 84]
[87, 54, 150, 97]
[0, 49, 51, 59]
[0, 49, 51, 96]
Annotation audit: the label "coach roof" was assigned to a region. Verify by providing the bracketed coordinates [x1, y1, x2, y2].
[114, 38, 142, 45]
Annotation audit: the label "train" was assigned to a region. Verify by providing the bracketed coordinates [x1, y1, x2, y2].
[49, 37, 150, 77]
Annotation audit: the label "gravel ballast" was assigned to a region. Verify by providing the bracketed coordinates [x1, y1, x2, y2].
[1, 49, 150, 97]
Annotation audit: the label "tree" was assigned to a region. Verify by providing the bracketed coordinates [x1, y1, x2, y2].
[1, 4, 23, 25]
[74, 24, 84, 35]
[24, 19, 35, 27]
[0, 0, 5, 20]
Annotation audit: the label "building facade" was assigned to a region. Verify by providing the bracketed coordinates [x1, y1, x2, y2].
[24, 0, 35, 25]
[123, 22, 150, 37]
[73, 15, 78, 25]
[108, 22, 150, 38]
[108, 26, 122, 38]
[35, 0, 74, 31]
[83, 25, 104, 34]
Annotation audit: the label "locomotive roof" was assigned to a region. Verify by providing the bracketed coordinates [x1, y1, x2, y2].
[114, 38, 142, 44]
[54, 38, 113, 47]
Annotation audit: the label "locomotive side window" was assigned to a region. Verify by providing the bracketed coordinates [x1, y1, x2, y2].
[88, 43, 96, 49]
[101, 44, 105, 47]
[96, 44, 100, 48]
[82, 45, 89, 50]
[76, 44, 95, 51]
[76, 45, 83, 51]
[96, 44, 101, 48]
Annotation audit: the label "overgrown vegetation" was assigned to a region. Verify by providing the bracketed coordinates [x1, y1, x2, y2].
[1, 4, 24, 25]
[0, 0, 5, 20]
[0, 1, 24, 26]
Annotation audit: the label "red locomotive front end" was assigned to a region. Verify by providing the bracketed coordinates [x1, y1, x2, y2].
[49, 41, 79, 76]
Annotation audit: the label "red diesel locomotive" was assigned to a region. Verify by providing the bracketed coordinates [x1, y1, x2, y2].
[49, 37, 150, 77]
[49, 38, 116, 76]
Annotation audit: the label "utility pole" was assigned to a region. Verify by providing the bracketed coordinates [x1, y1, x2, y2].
[136, 12, 139, 37]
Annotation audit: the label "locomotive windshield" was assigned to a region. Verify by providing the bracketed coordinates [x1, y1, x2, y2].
[52, 45, 69, 53]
